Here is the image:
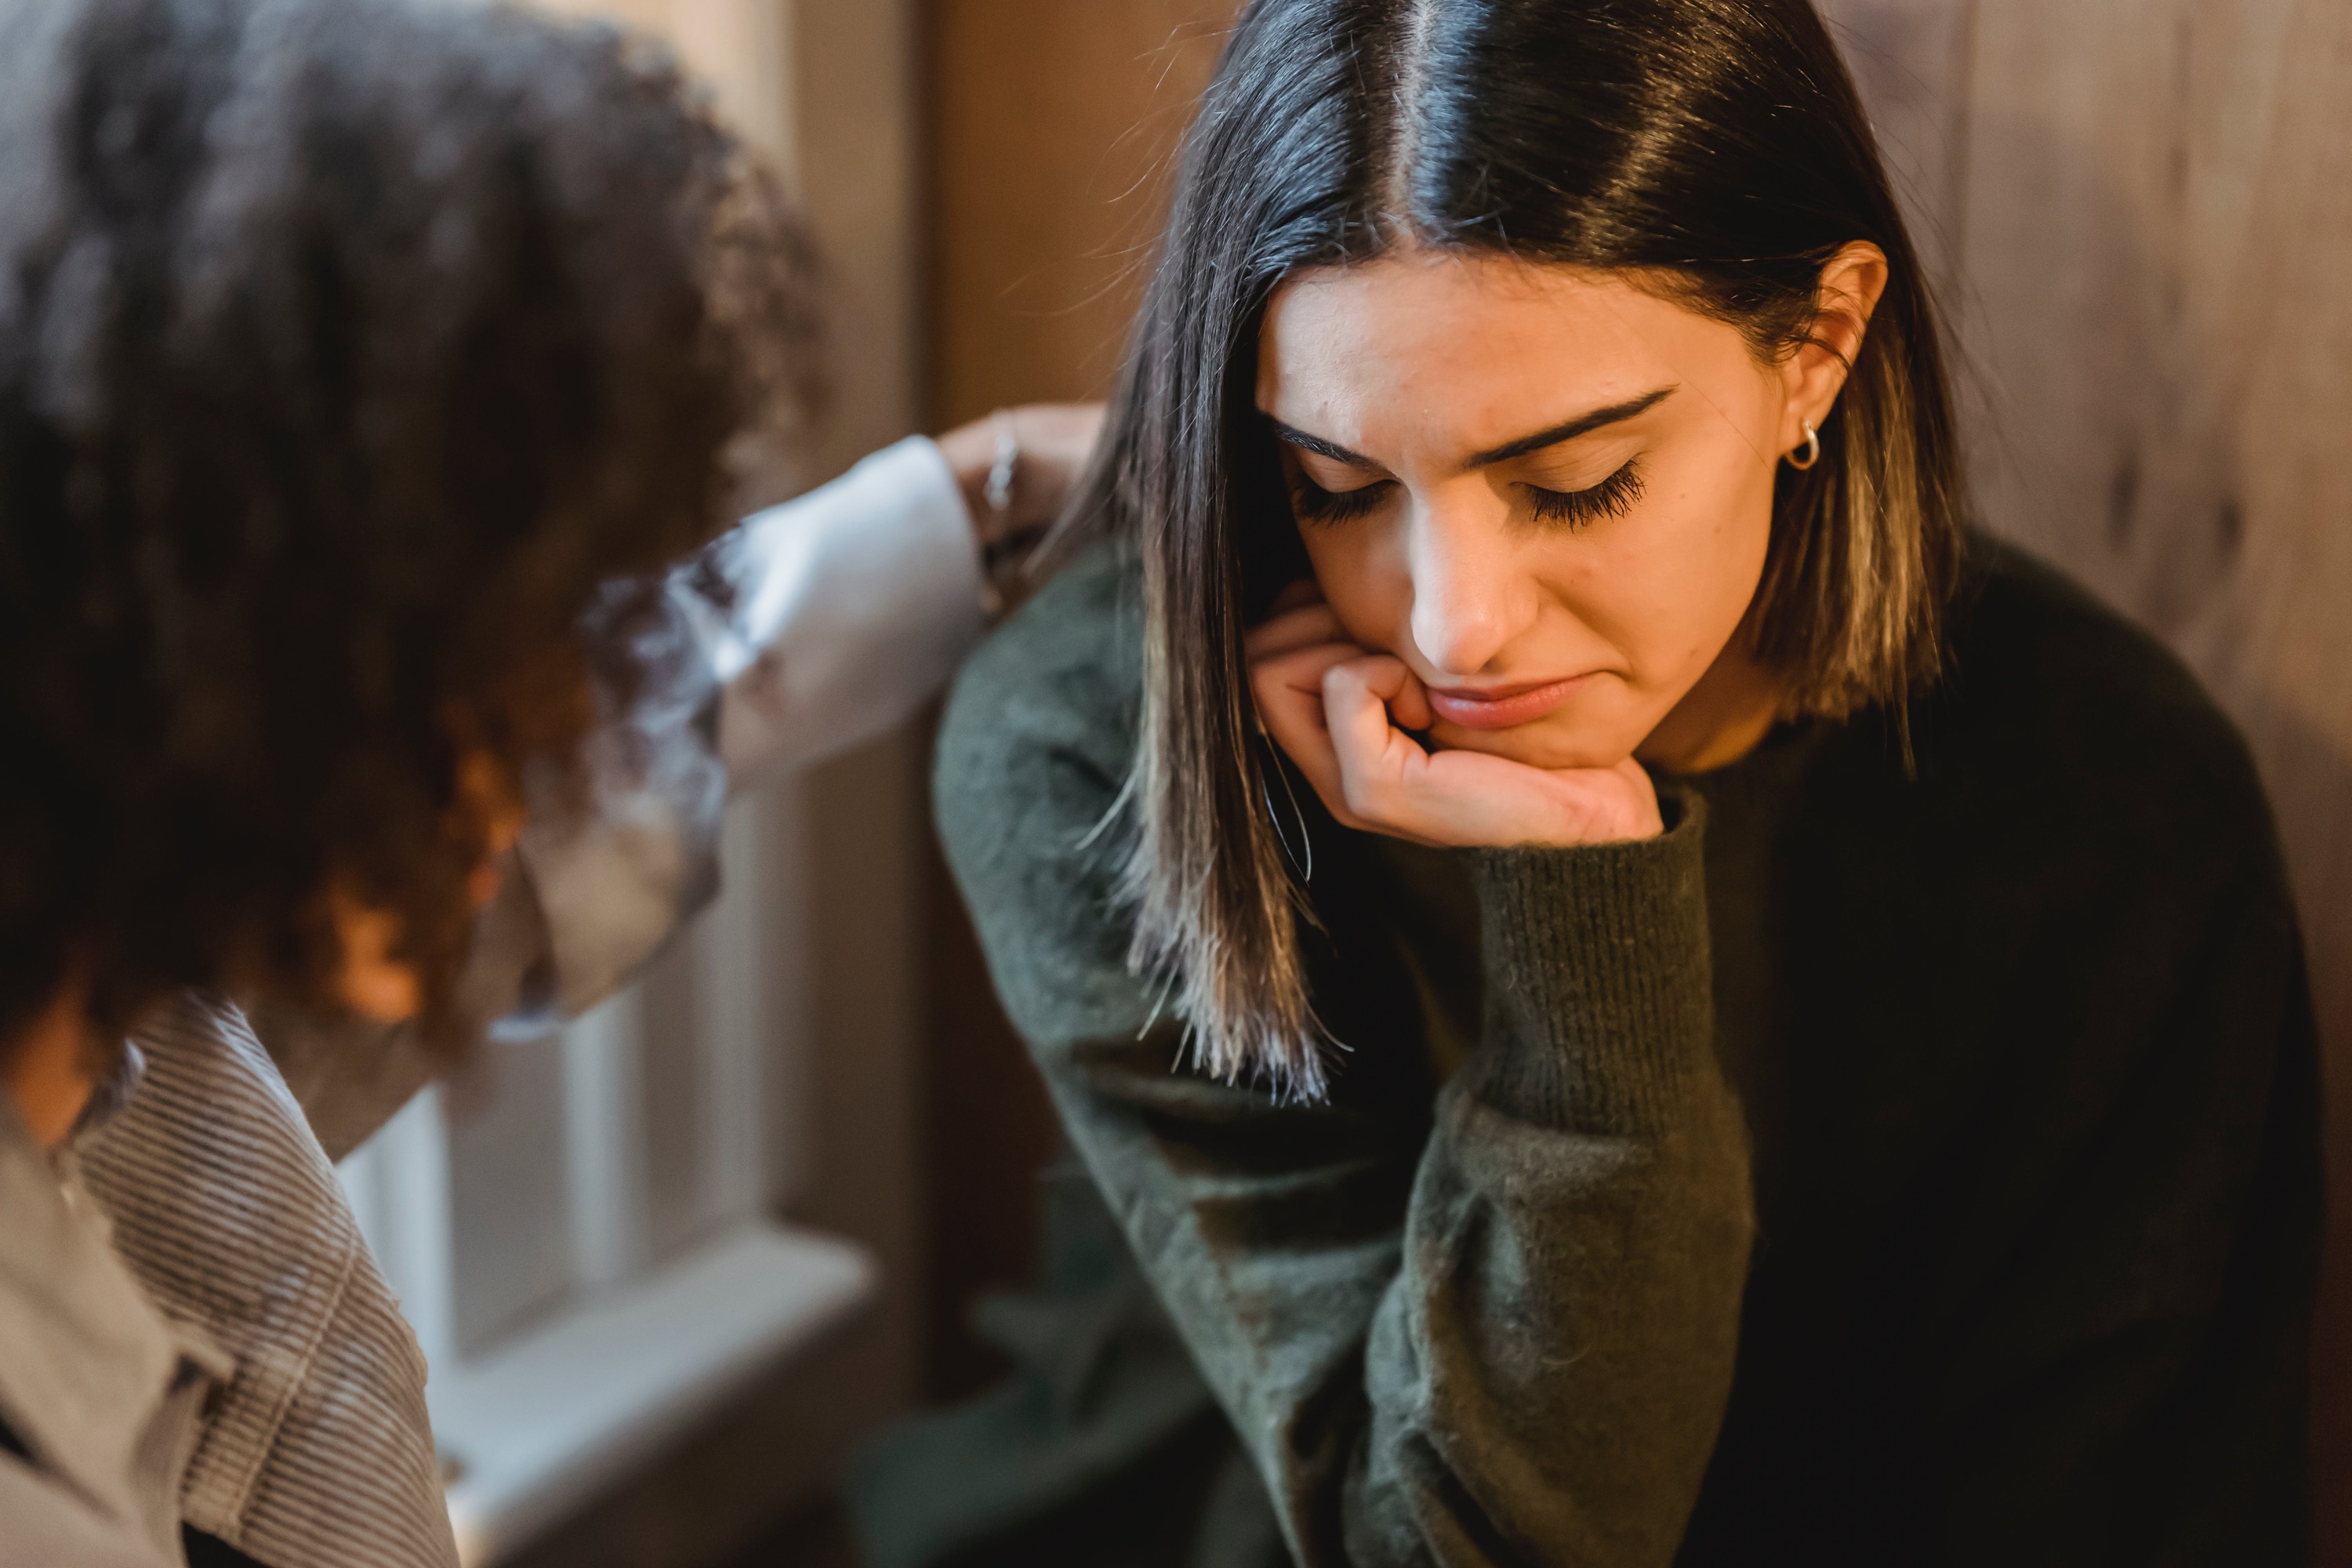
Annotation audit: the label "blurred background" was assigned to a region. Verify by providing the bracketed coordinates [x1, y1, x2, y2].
[329, 2, 2352, 1563]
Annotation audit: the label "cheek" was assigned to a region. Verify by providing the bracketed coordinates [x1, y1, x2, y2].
[1570, 444, 1775, 682]
[1298, 526, 1411, 652]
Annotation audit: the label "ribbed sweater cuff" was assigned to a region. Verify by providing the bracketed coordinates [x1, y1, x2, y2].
[1465, 788, 1713, 1132]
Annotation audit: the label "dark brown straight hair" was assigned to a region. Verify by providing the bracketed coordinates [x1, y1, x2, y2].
[1073, 0, 1965, 1098]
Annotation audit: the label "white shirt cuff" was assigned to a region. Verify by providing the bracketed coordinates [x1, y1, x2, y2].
[710, 435, 986, 784]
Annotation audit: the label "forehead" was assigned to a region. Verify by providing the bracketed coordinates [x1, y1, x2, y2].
[1256, 251, 1734, 451]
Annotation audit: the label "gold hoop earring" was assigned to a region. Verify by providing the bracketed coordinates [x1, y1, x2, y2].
[1787, 421, 1821, 471]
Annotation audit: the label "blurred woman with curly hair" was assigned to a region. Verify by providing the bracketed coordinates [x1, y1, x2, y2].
[0, 0, 1094, 1562]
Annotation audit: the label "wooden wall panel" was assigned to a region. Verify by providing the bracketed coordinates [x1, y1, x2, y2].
[926, 0, 1242, 423]
[919, 0, 1243, 1399]
[1824, 0, 2352, 1536]
[528, 0, 795, 169]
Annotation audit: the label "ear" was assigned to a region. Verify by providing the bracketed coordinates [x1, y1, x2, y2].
[328, 886, 423, 1022]
[1777, 241, 1890, 456]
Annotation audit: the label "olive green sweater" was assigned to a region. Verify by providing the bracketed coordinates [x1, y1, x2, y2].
[927, 536, 2317, 1566]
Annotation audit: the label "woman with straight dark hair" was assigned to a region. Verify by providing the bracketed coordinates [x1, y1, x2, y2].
[919, 0, 2319, 1563]
[0, 0, 1098, 1559]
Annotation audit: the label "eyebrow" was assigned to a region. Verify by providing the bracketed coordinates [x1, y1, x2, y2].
[1266, 386, 1677, 471]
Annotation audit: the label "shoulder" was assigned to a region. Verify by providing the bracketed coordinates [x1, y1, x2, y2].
[935, 535, 1142, 886]
[1922, 535, 2280, 873]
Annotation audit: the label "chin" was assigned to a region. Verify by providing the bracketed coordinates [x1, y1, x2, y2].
[1428, 714, 1642, 772]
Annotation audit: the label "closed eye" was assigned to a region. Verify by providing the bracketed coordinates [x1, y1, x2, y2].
[1525, 461, 1643, 529]
[1288, 474, 1392, 524]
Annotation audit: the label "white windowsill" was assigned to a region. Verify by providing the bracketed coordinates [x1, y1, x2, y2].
[429, 1221, 876, 1566]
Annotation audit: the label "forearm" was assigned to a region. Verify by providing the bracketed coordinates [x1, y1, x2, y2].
[1022, 812, 1751, 1566]
[1337, 821, 1751, 1565]
[708, 436, 985, 786]
[715, 405, 1100, 783]
[470, 408, 1095, 1027]
[518, 437, 984, 1019]
[265, 438, 989, 1132]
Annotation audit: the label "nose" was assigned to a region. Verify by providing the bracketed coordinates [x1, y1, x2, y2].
[1405, 489, 1533, 680]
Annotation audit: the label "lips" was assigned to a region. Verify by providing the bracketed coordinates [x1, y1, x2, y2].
[1425, 674, 1591, 730]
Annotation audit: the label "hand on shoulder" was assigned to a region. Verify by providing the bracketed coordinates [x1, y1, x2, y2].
[935, 403, 1105, 549]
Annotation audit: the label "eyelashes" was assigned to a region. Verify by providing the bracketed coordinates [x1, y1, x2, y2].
[1526, 461, 1644, 528]
[1286, 475, 1390, 524]
[1286, 460, 1646, 531]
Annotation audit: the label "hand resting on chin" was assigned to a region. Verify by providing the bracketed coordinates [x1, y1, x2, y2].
[1245, 583, 1664, 849]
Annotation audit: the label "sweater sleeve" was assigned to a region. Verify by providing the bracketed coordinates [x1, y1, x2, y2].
[935, 556, 1755, 1567]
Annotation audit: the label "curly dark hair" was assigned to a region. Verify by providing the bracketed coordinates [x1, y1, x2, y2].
[0, 0, 822, 1047]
